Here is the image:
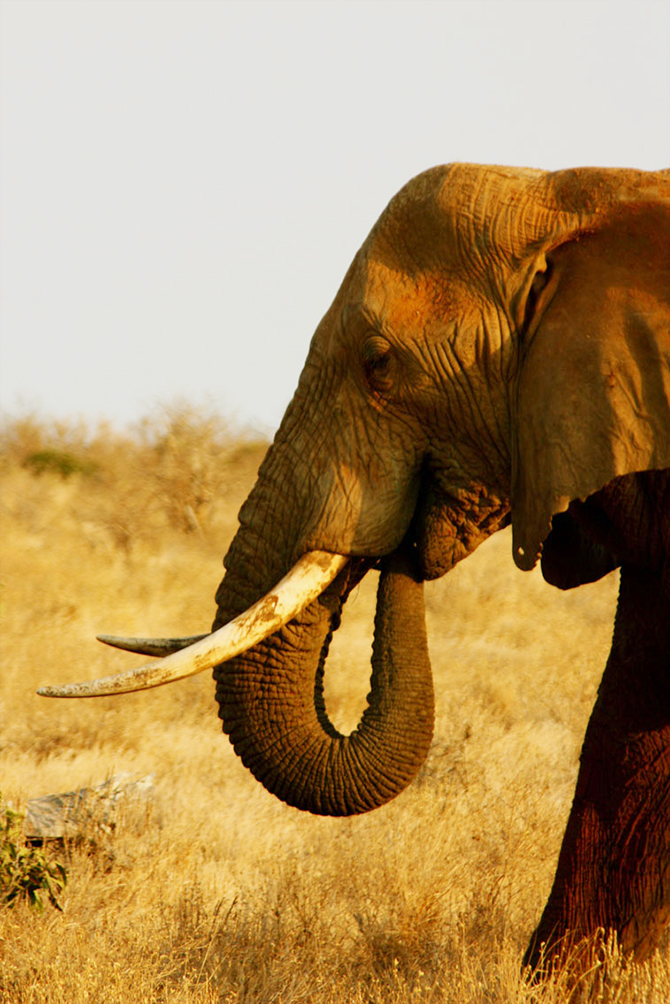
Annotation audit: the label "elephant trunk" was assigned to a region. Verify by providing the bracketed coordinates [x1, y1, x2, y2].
[213, 530, 435, 816]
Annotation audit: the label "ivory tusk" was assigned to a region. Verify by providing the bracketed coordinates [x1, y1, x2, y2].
[97, 634, 209, 657]
[38, 551, 348, 698]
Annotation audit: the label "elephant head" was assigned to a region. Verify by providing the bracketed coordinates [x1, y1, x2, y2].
[40, 164, 670, 960]
[41, 162, 669, 801]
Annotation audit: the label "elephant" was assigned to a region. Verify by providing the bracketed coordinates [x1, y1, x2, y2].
[40, 163, 670, 976]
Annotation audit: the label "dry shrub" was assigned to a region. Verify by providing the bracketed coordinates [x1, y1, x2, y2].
[1, 406, 668, 1003]
[0, 403, 267, 553]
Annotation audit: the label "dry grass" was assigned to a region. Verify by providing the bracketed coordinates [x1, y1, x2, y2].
[0, 406, 668, 1002]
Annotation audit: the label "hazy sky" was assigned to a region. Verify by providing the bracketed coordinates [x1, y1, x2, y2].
[1, 0, 669, 435]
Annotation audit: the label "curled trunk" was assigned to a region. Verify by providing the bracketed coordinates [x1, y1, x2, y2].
[214, 541, 435, 816]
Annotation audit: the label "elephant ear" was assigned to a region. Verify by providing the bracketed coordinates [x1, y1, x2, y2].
[511, 171, 670, 571]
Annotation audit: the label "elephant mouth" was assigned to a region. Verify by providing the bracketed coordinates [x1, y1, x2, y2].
[410, 467, 512, 580]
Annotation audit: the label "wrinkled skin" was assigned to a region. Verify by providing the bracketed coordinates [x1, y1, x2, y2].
[212, 164, 670, 973]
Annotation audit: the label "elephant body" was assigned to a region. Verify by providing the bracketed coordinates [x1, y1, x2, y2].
[211, 164, 669, 972]
[47, 163, 669, 976]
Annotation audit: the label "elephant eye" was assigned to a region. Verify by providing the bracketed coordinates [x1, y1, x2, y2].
[362, 335, 395, 394]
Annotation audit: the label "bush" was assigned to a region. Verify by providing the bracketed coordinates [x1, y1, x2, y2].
[0, 404, 267, 549]
[22, 449, 99, 479]
[0, 796, 68, 913]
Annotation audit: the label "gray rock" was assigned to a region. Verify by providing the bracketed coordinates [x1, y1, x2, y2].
[23, 773, 155, 840]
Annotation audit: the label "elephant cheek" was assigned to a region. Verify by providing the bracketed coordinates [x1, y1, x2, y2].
[299, 463, 421, 562]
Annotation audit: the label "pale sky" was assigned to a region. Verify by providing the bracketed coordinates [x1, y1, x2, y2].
[1, 0, 669, 436]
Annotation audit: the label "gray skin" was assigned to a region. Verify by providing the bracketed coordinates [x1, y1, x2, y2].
[211, 164, 670, 971]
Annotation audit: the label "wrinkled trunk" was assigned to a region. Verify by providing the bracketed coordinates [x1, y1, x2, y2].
[212, 517, 435, 815]
[524, 563, 670, 975]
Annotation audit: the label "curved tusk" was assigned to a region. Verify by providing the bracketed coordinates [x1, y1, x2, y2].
[38, 551, 348, 698]
[97, 634, 209, 657]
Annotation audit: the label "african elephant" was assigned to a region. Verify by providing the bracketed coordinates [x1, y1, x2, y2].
[41, 163, 670, 975]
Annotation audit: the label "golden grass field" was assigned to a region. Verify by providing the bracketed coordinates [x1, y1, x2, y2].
[1, 406, 668, 1003]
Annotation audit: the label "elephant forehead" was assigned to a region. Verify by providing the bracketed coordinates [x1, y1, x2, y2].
[362, 257, 477, 330]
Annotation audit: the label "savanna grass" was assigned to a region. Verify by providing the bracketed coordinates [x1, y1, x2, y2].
[1, 406, 668, 1002]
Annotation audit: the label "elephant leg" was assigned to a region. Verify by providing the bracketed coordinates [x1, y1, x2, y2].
[524, 562, 670, 976]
